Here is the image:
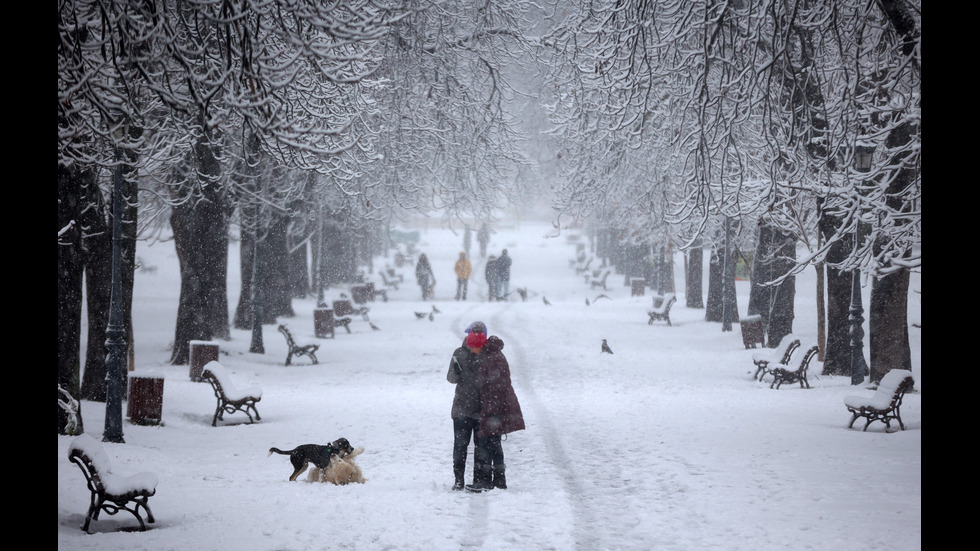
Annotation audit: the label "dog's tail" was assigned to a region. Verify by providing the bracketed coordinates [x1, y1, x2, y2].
[268, 447, 292, 457]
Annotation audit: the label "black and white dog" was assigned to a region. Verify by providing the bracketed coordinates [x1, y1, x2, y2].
[268, 438, 355, 481]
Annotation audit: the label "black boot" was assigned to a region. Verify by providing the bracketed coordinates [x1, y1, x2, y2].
[466, 464, 494, 492]
[492, 465, 507, 489]
[453, 465, 465, 491]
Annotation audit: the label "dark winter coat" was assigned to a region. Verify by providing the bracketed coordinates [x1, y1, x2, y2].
[416, 256, 433, 286]
[447, 340, 481, 420]
[476, 336, 525, 438]
[497, 252, 512, 281]
[485, 257, 499, 285]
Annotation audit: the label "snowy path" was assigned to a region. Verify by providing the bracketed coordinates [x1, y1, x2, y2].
[59, 222, 920, 551]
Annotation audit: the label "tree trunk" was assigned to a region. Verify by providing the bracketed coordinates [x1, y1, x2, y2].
[661, 243, 675, 294]
[818, 200, 853, 377]
[290, 237, 310, 299]
[705, 249, 723, 322]
[822, 265, 853, 376]
[747, 224, 796, 347]
[234, 225, 255, 330]
[58, 164, 87, 434]
[81, 180, 111, 402]
[815, 261, 826, 362]
[264, 213, 294, 320]
[686, 243, 704, 308]
[867, 120, 916, 384]
[869, 271, 911, 383]
[169, 124, 229, 365]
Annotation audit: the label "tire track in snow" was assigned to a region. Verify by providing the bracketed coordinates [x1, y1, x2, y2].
[491, 308, 600, 551]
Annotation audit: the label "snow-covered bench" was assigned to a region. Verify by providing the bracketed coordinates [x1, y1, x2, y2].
[769, 345, 819, 389]
[278, 324, 319, 366]
[647, 293, 677, 326]
[201, 361, 263, 427]
[752, 335, 801, 381]
[844, 369, 915, 432]
[68, 433, 158, 533]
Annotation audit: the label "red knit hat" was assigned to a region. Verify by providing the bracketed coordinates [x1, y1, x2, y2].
[466, 331, 487, 349]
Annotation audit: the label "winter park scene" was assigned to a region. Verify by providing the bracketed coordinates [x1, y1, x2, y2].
[57, 2, 920, 551]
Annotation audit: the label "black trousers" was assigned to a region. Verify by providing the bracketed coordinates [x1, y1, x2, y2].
[452, 417, 479, 481]
[473, 433, 504, 484]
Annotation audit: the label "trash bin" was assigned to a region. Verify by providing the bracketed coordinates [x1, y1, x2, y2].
[314, 308, 335, 338]
[631, 278, 646, 297]
[740, 315, 765, 349]
[189, 340, 220, 382]
[127, 372, 164, 425]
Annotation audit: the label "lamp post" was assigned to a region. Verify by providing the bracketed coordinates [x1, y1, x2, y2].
[849, 144, 873, 386]
[103, 119, 129, 443]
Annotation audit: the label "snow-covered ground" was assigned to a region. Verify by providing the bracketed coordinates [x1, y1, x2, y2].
[58, 220, 921, 550]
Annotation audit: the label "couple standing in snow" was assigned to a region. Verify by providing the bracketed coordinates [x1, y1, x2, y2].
[446, 321, 525, 492]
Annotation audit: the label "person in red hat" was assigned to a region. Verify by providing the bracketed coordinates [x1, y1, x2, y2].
[446, 321, 487, 490]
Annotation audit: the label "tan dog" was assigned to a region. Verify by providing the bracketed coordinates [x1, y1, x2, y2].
[307, 447, 366, 485]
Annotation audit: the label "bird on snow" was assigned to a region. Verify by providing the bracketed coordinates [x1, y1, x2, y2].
[601, 339, 614, 354]
[432, 305, 441, 314]
[516, 287, 528, 302]
[370, 322, 380, 331]
[429, 312, 435, 321]
[543, 296, 551, 306]
[414, 312, 428, 320]
[585, 298, 590, 306]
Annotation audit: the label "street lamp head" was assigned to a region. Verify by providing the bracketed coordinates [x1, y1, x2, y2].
[854, 144, 874, 172]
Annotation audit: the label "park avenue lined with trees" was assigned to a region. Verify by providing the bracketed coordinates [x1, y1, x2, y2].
[58, 1, 919, 435]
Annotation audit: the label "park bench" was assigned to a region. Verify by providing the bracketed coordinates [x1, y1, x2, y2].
[364, 281, 387, 302]
[278, 324, 319, 366]
[380, 271, 400, 290]
[68, 433, 158, 533]
[589, 270, 611, 291]
[769, 345, 819, 389]
[385, 266, 404, 283]
[844, 369, 915, 432]
[752, 335, 801, 381]
[647, 293, 677, 326]
[334, 298, 370, 322]
[201, 361, 263, 426]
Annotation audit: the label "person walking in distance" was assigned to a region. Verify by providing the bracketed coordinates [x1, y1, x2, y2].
[446, 321, 488, 491]
[454, 251, 472, 301]
[477, 223, 490, 258]
[467, 332, 525, 492]
[496, 249, 512, 301]
[485, 254, 499, 302]
[415, 253, 435, 300]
